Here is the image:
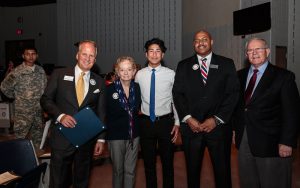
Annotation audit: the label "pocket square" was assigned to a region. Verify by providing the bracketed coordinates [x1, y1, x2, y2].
[93, 89, 100, 93]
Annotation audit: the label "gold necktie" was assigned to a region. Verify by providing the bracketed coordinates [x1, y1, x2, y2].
[76, 72, 85, 106]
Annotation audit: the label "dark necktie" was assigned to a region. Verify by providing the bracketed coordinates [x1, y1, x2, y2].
[200, 58, 208, 84]
[150, 69, 156, 122]
[244, 69, 258, 104]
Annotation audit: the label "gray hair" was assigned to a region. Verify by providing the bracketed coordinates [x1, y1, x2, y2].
[245, 37, 269, 49]
[78, 40, 98, 55]
[115, 56, 136, 72]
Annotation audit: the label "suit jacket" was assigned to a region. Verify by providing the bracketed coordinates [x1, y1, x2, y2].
[105, 82, 141, 140]
[40, 67, 106, 150]
[172, 53, 239, 136]
[233, 63, 300, 157]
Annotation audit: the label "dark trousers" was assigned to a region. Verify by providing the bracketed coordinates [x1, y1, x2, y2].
[139, 116, 175, 188]
[49, 142, 94, 188]
[181, 124, 232, 188]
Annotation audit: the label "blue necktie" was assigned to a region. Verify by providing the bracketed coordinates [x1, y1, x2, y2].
[150, 69, 156, 122]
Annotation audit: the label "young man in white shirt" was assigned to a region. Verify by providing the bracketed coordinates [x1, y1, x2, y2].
[135, 38, 179, 188]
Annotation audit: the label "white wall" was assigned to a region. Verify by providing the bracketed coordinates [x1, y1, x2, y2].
[239, 0, 300, 91]
[56, 0, 182, 72]
[239, 0, 287, 66]
[0, 4, 57, 66]
[182, 0, 241, 68]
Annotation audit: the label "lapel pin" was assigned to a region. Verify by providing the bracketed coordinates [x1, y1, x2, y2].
[192, 64, 199, 70]
[90, 79, 96, 85]
[112, 93, 119, 99]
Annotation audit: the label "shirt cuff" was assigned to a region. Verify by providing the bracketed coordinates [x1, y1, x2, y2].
[97, 139, 105, 143]
[214, 115, 225, 125]
[57, 113, 65, 123]
[182, 115, 192, 123]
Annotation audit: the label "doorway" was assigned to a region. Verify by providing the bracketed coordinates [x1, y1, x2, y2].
[5, 39, 35, 66]
[275, 46, 287, 69]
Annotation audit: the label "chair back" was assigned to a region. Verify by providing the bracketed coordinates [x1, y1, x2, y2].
[0, 139, 38, 176]
[15, 162, 47, 188]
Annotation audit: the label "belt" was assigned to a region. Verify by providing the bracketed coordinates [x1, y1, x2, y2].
[139, 113, 173, 121]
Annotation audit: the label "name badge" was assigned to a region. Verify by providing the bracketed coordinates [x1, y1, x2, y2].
[64, 75, 74, 81]
[210, 64, 218, 69]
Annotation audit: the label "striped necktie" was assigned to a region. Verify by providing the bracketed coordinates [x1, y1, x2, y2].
[76, 72, 85, 106]
[201, 58, 208, 84]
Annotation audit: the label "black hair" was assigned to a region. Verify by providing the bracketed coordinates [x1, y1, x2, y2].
[22, 46, 38, 54]
[144, 38, 167, 53]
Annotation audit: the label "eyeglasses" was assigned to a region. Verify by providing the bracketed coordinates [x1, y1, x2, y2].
[246, 48, 267, 54]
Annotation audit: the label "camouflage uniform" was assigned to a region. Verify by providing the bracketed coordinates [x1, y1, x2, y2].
[0, 63, 47, 148]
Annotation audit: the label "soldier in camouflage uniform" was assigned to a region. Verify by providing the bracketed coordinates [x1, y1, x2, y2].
[0, 47, 47, 148]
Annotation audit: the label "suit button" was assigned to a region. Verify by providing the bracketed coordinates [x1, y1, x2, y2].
[244, 108, 248, 111]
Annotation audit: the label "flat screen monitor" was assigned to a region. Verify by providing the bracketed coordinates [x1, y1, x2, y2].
[233, 2, 271, 35]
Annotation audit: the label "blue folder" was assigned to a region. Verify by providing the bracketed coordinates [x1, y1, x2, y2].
[58, 107, 106, 147]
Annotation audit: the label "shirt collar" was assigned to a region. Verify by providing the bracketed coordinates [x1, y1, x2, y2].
[250, 61, 269, 74]
[147, 64, 162, 72]
[23, 62, 36, 71]
[75, 65, 90, 77]
[197, 52, 212, 62]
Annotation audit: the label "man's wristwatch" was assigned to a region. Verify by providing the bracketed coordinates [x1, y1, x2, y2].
[213, 117, 222, 126]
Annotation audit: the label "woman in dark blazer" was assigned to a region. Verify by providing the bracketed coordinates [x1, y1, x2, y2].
[105, 56, 141, 188]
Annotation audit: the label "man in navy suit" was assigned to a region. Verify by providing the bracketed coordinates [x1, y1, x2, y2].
[40, 40, 106, 188]
[233, 37, 300, 188]
[172, 30, 239, 188]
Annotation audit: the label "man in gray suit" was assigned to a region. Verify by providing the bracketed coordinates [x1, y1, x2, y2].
[41, 40, 106, 188]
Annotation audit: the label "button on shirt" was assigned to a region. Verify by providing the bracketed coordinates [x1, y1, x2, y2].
[135, 65, 180, 125]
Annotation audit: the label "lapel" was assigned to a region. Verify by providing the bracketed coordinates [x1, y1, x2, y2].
[190, 55, 206, 87]
[248, 63, 275, 104]
[63, 68, 78, 108]
[204, 53, 221, 87]
[240, 68, 249, 92]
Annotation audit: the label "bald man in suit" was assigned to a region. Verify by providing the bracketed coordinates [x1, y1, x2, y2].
[41, 40, 106, 188]
[172, 30, 239, 188]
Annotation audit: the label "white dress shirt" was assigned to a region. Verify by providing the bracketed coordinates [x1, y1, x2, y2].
[135, 65, 180, 126]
